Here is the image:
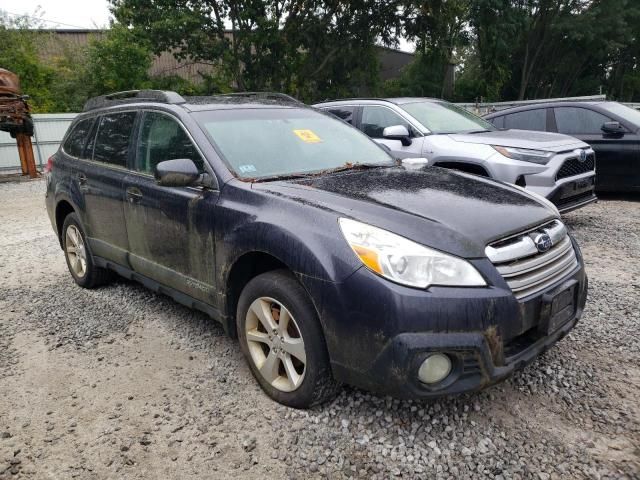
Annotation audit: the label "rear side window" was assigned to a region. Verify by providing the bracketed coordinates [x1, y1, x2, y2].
[554, 107, 612, 135]
[503, 109, 546, 131]
[325, 107, 355, 125]
[136, 112, 204, 174]
[62, 118, 95, 158]
[93, 112, 137, 167]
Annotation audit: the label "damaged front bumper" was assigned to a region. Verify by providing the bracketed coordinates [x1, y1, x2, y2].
[303, 253, 588, 399]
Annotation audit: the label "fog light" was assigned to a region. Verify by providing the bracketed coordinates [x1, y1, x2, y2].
[418, 353, 452, 384]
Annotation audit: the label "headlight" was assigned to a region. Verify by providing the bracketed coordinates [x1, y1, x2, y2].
[338, 218, 486, 288]
[492, 146, 553, 164]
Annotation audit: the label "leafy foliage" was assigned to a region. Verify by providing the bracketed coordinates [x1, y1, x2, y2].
[111, 0, 402, 102]
[1, 1, 639, 113]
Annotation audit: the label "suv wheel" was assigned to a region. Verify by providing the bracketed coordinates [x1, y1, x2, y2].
[62, 213, 112, 288]
[237, 270, 340, 408]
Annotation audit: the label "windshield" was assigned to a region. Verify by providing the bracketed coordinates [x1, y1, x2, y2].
[402, 101, 496, 134]
[599, 102, 640, 127]
[194, 108, 394, 179]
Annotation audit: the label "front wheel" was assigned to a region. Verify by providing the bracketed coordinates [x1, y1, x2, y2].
[236, 270, 340, 408]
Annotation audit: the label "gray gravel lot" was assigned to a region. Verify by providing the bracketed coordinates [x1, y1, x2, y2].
[0, 179, 638, 479]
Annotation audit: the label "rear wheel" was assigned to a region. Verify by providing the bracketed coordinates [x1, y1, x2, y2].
[237, 270, 340, 408]
[62, 213, 112, 288]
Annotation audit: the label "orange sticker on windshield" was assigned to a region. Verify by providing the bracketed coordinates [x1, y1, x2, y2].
[293, 129, 322, 143]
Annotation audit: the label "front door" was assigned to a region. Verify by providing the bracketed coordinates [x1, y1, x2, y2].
[122, 110, 219, 303]
[553, 106, 638, 191]
[358, 105, 424, 158]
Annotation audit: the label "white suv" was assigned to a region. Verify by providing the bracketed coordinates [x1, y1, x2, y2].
[314, 98, 597, 213]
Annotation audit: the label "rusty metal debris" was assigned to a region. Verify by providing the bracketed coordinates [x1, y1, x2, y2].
[0, 68, 38, 178]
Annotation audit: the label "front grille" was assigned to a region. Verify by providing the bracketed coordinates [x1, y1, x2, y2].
[486, 220, 579, 300]
[556, 190, 595, 208]
[556, 152, 595, 180]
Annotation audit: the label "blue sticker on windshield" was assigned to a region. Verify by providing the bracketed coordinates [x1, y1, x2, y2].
[239, 164, 257, 174]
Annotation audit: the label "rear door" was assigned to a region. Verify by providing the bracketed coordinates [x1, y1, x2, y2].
[74, 111, 136, 266]
[552, 106, 634, 191]
[357, 105, 424, 158]
[122, 110, 219, 303]
[501, 108, 549, 132]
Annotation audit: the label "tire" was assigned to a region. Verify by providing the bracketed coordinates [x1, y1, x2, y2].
[236, 270, 340, 408]
[61, 213, 112, 288]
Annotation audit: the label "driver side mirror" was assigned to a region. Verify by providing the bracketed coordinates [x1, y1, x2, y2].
[155, 159, 213, 188]
[383, 125, 412, 146]
[601, 121, 626, 135]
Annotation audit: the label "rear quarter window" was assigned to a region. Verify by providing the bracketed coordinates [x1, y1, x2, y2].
[92, 112, 137, 167]
[62, 118, 95, 158]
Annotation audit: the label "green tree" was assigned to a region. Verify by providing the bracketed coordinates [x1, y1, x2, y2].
[397, 0, 471, 99]
[83, 24, 154, 96]
[110, 0, 401, 101]
[0, 11, 57, 111]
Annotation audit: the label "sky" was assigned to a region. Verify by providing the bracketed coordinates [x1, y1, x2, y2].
[0, 0, 414, 51]
[0, 0, 112, 29]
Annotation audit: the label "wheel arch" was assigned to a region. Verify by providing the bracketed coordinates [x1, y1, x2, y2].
[55, 199, 76, 245]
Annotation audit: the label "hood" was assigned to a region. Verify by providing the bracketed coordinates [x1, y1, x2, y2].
[253, 166, 557, 258]
[448, 129, 587, 152]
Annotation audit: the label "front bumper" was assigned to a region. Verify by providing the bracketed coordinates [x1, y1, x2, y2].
[361, 276, 587, 398]
[547, 176, 597, 213]
[302, 246, 588, 399]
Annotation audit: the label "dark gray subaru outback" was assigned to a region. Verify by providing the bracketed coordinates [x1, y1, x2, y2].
[45, 90, 588, 408]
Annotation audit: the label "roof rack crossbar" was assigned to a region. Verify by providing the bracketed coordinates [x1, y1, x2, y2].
[211, 92, 302, 104]
[83, 90, 186, 112]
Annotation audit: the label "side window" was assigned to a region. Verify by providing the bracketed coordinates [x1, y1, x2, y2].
[489, 115, 505, 128]
[503, 109, 546, 131]
[361, 106, 410, 138]
[62, 118, 95, 158]
[554, 107, 611, 135]
[325, 107, 355, 125]
[92, 112, 137, 167]
[136, 112, 204, 174]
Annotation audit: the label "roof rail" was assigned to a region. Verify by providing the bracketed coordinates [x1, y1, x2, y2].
[83, 90, 186, 112]
[210, 92, 303, 104]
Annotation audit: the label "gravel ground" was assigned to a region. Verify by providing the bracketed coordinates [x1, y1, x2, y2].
[0, 179, 638, 479]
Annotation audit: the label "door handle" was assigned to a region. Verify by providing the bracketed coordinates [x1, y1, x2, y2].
[77, 173, 89, 192]
[126, 187, 143, 203]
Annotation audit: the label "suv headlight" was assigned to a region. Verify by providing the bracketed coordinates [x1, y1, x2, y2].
[492, 146, 553, 164]
[338, 218, 486, 288]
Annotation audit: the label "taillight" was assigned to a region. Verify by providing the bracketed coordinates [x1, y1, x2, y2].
[44, 156, 54, 173]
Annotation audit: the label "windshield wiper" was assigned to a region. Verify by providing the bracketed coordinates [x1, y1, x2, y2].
[466, 129, 492, 134]
[251, 172, 315, 183]
[251, 163, 392, 183]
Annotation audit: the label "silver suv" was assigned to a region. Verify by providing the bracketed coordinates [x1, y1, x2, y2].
[314, 98, 597, 213]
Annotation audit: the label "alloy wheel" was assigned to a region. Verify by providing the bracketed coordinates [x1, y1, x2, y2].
[245, 297, 306, 392]
[65, 224, 87, 278]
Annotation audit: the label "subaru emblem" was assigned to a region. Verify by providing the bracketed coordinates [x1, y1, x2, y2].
[533, 233, 553, 253]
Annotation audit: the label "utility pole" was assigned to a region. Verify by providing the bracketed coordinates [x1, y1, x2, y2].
[0, 68, 38, 178]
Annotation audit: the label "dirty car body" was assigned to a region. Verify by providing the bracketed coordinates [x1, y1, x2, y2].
[45, 91, 588, 403]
